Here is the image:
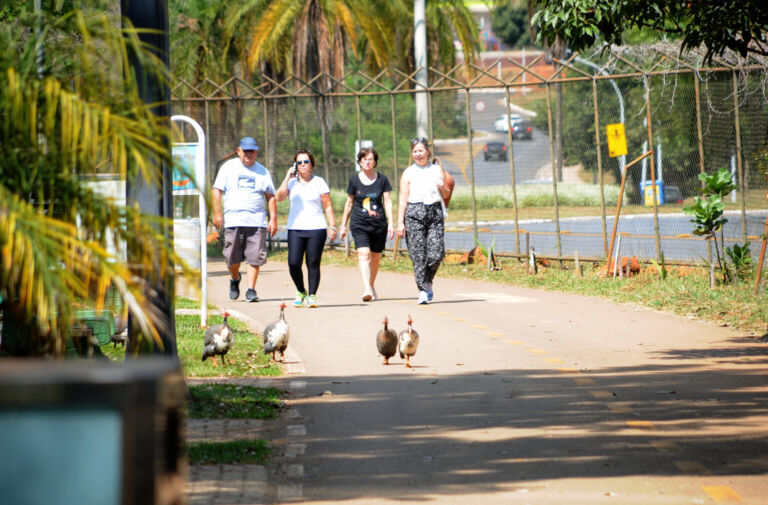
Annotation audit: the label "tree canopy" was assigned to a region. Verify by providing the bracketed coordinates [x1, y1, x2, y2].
[490, 2, 530, 49]
[530, 0, 768, 61]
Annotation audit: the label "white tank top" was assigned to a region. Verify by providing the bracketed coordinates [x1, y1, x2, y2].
[405, 163, 443, 204]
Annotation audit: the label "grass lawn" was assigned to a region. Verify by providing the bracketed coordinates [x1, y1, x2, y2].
[101, 310, 282, 378]
[188, 383, 283, 419]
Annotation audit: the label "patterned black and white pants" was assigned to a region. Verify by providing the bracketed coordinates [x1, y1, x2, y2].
[404, 202, 445, 292]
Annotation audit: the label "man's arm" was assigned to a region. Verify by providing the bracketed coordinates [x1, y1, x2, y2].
[265, 193, 277, 238]
[212, 188, 224, 228]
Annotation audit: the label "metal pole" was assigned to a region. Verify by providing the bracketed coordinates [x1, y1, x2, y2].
[732, 69, 748, 241]
[693, 72, 713, 265]
[545, 83, 563, 261]
[414, 0, 429, 138]
[262, 98, 269, 167]
[504, 85, 521, 254]
[292, 96, 298, 148]
[592, 79, 608, 257]
[464, 88, 478, 240]
[644, 75, 662, 262]
[391, 92, 400, 258]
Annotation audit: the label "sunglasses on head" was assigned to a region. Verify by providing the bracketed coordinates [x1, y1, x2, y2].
[410, 137, 429, 145]
[296, 159, 312, 165]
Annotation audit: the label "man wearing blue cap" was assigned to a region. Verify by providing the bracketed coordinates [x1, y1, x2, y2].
[212, 137, 277, 302]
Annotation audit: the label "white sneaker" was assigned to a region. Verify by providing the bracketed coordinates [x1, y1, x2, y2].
[418, 291, 429, 304]
[362, 288, 373, 302]
[371, 286, 378, 301]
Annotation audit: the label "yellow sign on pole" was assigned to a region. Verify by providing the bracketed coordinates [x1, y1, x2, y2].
[606, 123, 628, 158]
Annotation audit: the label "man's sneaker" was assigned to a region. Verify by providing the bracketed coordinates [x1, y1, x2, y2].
[229, 275, 241, 300]
[426, 282, 434, 302]
[362, 287, 373, 302]
[305, 294, 318, 308]
[417, 291, 429, 305]
[245, 288, 259, 302]
[294, 291, 306, 307]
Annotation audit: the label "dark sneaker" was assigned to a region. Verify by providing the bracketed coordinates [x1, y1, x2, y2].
[229, 276, 241, 300]
[245, 288, 259, 302]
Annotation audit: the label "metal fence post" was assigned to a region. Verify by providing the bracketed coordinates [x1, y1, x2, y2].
[545, 82, 563, 261]
[504, 85, 521, 255]
[592, 78, 608, 257]
[732, 68, 748, 242]
[694, 71, 713, 265]
[464, 87, 479, 240]
[644, 75, 662, 262]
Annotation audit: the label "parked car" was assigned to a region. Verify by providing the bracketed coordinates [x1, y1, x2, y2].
[512, 121, 534, 140]
[494, 113, 522, 132]
[483, 141, 508, 161]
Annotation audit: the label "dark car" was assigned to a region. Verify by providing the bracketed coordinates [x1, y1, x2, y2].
[512, 121, 534, 140]
[483, 141, 508, 161]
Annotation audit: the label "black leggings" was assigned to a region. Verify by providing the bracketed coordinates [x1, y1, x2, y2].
[287, 229, 327, 295]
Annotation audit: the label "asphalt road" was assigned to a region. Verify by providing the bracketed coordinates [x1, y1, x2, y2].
[203, 259, 768, 504]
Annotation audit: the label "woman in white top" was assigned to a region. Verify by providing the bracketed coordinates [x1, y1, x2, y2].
[396, 137, 452, 304]
[275, 149, 338, 308]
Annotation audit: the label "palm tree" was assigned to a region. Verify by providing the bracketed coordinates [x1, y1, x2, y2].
[0, 8, 189, 355]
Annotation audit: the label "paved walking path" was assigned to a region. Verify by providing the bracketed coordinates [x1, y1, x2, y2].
[186, 257, 768, 504]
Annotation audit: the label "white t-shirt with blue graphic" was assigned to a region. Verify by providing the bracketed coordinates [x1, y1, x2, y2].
[213, 158, 276, 228]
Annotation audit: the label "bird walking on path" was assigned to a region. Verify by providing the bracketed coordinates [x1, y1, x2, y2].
[376, 316, 398, 365]
[202, 312, 234, 366]
[398, 315, 419, 368]
[264, 302, 290, 362]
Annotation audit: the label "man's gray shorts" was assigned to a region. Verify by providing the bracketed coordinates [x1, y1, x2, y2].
[223, 227, 268, 267]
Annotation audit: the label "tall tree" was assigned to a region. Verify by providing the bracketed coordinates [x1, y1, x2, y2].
[530, 0, 768, 62]
[0, 7, 188, 355]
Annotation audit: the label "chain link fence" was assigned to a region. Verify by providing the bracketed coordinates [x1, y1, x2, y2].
[171, 44, 768, 264]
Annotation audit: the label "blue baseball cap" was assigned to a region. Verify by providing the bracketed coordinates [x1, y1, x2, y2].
[239, 137, 259, 151]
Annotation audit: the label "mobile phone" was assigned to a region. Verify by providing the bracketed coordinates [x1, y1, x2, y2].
[291, 163, 298, 176]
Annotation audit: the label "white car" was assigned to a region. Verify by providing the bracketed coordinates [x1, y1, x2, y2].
[494, 113, 522, 132]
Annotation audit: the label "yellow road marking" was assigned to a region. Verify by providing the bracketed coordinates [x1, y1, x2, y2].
[558, 368, 579, 373]
[526, 348, 547, 355]
[674, 461, 711, 475]
[590, 390, 613, 399]
[543, 357, 564, 364]
[626, 420, 656, 430]
[453, 317, 467, 322]
[702, 486, 743, 502]
[506, 340, 525, 345]
[650, 440, 681, 452]
[487, 332, 505, 336]
[607, 404, 634, 414]
[471, 324, 489, 329]
[435, 311, 450, 315]
[573, 377, 596, 386]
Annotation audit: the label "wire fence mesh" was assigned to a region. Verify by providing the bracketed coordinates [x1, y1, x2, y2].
[171, 44, 768, 264]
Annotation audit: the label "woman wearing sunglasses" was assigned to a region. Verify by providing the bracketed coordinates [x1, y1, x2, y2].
[339, 147, 395, 302]
[396, 137, 453, 304]
[275, 149, 338, 308]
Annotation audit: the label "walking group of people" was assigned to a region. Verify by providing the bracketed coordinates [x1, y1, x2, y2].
[212, 136, 453, 307]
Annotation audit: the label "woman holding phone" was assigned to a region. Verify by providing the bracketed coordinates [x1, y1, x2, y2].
[396, 137, 452, 305]
[275, 149, 338, 308]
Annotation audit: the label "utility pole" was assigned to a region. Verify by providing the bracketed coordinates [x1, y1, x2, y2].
[414, 0, 429, 138]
